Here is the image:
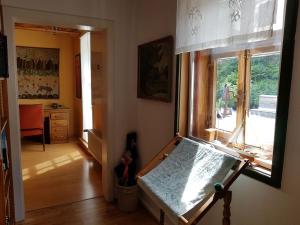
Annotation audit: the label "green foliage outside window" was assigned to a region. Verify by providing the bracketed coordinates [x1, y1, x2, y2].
[250, 54, 280, 109]
[216, 53, 280, 110]
[216, 58, 238, 110]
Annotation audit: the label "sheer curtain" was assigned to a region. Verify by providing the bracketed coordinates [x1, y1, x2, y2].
[176, 0, 280, 54]
[80, 32, 93, 142]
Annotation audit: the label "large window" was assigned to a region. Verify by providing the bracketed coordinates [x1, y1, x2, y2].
[214, 50, 280, 171]
[188, 48, 281, 173]
[175, 0, 299, 187]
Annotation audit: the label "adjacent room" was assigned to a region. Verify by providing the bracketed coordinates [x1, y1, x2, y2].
[15, 23, 106, 211]
[0, 0, 300, 225]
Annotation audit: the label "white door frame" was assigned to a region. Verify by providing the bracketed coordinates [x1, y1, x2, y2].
[3, 6, 115, 221]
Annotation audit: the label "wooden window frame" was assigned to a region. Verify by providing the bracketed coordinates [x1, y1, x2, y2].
[211, 48, 280, 148]
[211, 51, 246, 138]
[174, 0, 299, 188]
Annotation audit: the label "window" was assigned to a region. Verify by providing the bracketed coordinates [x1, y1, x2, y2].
[175, 0, 299, 187]
[188, 47, 281, 173]
[215, 57, 238, 132]
[245, 52, 280, 168]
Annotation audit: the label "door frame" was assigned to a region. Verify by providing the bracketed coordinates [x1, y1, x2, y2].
[3, 6, 116, 221]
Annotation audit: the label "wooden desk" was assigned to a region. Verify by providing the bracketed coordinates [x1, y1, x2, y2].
[44, 106, 70, 144]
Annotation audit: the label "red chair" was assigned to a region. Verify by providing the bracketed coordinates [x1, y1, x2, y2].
[19, 104, 45, 151]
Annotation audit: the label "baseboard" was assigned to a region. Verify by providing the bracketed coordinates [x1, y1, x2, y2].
[77, 138, 96, 160]
[78, 137, 88, 150]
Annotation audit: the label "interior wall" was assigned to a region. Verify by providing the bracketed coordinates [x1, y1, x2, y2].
[15, 29, 76, 137]
[135, 0, 177, 167]
[134, 1, 300, 225]
[91, 31, 107, 134]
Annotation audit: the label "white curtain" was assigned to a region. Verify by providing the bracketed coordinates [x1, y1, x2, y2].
[176, 0, 279, 54]
[80, 32, 93, 142]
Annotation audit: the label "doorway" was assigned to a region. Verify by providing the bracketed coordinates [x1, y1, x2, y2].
[4, 7, 115, 220]
[16, 23, 104, 211]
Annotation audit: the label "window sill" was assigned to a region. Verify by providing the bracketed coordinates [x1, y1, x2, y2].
[201, 128, 273, 170]
[254, 158, 272, 171]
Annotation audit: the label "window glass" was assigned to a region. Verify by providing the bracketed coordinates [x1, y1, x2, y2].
[188, 48, 282, 171]
[245, 52, 281, 164]
[215, 57, 238, 132]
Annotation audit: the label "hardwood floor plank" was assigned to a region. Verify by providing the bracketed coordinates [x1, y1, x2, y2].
[21, 140, 103, 211]
[17, 198, 158, 225]
[19, 141, 157, 225]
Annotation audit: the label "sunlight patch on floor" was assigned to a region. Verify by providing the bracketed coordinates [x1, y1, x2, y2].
[35, 161, 52, 170]
[36, 165, 55, 175]
[22, 152, 83, 180]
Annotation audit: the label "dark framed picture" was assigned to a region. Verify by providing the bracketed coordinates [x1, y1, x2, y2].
[75, 54, 82, 99]
[17, 46, 60, 99]
[137, 36, 173, 102]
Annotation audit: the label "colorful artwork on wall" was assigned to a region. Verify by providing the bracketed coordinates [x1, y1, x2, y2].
[17, 46, 60, 99]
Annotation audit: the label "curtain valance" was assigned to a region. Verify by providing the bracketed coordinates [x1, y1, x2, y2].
[176, 0, 279, 54]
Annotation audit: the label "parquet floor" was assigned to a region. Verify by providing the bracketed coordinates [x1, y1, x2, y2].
[21, 140, 103, 211]
[17, 197, 158, 225]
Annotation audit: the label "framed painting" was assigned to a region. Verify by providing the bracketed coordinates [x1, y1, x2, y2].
[137, 36, 173, 102]
[75, 54, 82, 99]
[17, 46, 60, 99]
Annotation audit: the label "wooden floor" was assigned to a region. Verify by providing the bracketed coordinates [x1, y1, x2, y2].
[17, 197, 158, 225]
[21, 140, 103, 211]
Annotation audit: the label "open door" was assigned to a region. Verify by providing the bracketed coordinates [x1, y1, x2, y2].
[80, 32, 93, 142]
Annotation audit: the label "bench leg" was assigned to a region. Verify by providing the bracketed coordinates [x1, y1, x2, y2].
[223, 191, 232, 225]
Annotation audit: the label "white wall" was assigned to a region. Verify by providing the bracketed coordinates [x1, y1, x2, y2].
[134, 1, 300, 225]
[135, 0, 177, 167]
